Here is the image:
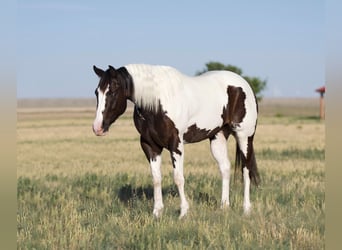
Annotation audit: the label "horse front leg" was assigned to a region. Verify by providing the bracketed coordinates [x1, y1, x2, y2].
[150, 155, 164, 218]
[140, 137, 164, 218]
[170, 140, 189, 218]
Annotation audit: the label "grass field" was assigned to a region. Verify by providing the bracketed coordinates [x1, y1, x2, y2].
[17, 98, 325, 249]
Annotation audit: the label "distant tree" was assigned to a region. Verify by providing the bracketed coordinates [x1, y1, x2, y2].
[196, 61, 267, 100]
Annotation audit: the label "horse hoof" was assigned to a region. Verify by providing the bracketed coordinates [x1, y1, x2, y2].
[179, 204, 189, 219]
[220, 202, 230, 209]
[243, 204, 252, 215]
[179, 212, 187, 219]
[153, 208, 163, 218]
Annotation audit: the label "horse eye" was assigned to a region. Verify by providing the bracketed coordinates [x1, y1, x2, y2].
[106, 89, 115, 97]
[110, 84, 119, 93]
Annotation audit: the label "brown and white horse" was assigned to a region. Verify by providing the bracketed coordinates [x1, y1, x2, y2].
[92, 64, 260, 218]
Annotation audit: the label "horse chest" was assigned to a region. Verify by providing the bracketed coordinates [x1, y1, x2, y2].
[133, 107, 180, 149]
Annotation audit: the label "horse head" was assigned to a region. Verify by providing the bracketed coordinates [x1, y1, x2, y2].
[92, 65, 129, 136]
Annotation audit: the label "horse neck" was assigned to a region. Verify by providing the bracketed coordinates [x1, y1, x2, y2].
[116, 67, 135, 102]
[125, 64, 183, 112]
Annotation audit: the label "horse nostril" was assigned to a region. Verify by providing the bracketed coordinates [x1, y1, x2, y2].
[92, 126, 101, 136]
[92, 124, 107, 136]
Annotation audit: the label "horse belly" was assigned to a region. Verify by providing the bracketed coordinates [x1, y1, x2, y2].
[183, 102, 226, 143]
[183, 124, 221, 143]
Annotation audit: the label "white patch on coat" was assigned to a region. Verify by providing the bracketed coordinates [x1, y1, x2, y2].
[93, 85, 109, 134]
[125, 64, 257, 136]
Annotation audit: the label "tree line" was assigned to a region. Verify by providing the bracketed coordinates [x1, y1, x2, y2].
[197, 61, 266, 100]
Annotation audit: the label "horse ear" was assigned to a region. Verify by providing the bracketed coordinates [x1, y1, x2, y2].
[93, 65, 104, 77]
[108, 65, 117, 77]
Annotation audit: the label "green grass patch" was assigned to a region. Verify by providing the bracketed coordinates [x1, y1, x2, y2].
[18, 170, 324, 249]
[258, 148, 325, 160]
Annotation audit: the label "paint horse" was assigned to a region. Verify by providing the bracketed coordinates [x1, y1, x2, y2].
[92, 64, 260, 218]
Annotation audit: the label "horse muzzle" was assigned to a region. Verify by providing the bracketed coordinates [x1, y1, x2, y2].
[92, 122, 107, 136]
[93, 127, 107, 136]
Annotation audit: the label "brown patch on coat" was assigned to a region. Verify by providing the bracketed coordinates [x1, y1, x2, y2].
[133, 103, 181, 164]
[183, 124, 221, 143]
[222, 86, 246, 127]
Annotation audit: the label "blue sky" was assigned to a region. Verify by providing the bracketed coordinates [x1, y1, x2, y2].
[17, 0, 324, 98]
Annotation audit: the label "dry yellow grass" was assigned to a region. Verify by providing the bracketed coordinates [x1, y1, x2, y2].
[17, 103, 325, 178]
[17, 103, 325, 206]
[17, 99, 325, 249]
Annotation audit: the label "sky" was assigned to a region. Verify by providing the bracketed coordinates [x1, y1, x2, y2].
[17, 0, 324, 98]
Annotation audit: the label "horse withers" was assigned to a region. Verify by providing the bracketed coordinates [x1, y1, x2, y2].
[92, 64, 260, 218]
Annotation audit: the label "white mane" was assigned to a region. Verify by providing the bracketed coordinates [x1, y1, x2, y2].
[125, 64, 184, 111]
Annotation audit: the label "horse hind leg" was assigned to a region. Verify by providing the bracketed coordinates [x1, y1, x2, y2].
[235, 133, 260, 214]
[210, 131, 231, 209]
